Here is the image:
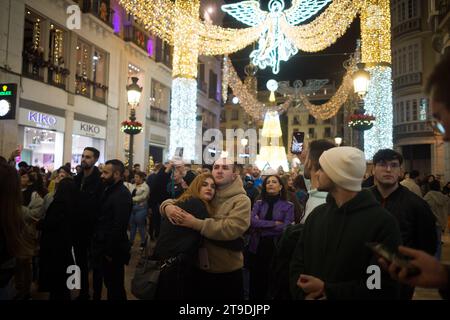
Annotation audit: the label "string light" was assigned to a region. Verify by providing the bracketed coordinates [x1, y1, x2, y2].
[172, 0, 200, 78]
[223, 57, 293, 120]
[222, 0, 330, 73]
[298, 61, 355, 120]
[168, 78, 198, 161]
[281, 0, 362, 53]
[360, 0, 391, 64]
[363, 66, 393, 161]
[33, 18, 41, 50]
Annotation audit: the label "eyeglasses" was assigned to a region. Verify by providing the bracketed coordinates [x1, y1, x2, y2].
[375, 161, 400, 169]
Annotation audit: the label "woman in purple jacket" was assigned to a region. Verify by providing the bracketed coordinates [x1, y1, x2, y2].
[248, 174, 294, 300]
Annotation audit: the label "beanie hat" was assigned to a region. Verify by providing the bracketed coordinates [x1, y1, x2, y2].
[318, 147, 366, 192]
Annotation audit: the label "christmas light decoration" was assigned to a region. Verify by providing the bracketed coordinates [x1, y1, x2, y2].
[121, 120, 143, 135]
[168, 78, 198, 161]
[172, 0, 200, 78]
[347, 113, 376, 130]
[298, 64, 355, 120]
[281, 0, 363, 53]
[363, 66, 393, 161]
[118, 0, 393, 161]
[223, 57, 293, 120]
[256, 110, 289, 171]
[222, 0, 330, 74]
[262, 111, 282, 138]
[360, 0, 391, 65]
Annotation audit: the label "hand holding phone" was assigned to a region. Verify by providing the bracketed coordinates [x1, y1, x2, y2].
[366, 242, 421, 278]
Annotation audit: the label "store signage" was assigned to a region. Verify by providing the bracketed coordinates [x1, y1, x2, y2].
[18, 108, 65, 132]
[73, 120, 106, 139]
[28, 111, 57, 126]
[0, 83, 17, 120]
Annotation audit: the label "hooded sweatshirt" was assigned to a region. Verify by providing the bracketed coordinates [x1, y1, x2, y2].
[301, 189, 327, 224]
[290, 190, 401, 300]
[424, 190, 450, 231]
[161, 177, 251, 273]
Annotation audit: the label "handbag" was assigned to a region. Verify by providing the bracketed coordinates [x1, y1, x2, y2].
[131, 256, 178, 300]
[131, 257, 162, 300]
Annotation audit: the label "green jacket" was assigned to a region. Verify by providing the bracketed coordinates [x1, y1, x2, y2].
[290, 190, 402, 300]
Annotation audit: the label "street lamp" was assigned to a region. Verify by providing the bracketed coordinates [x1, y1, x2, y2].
[352, 63, 371, 151]
[334, 137, 342, 147]
[123, 77, 143, 171]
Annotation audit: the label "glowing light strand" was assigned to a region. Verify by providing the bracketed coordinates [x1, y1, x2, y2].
[222, 0, 330, 73]
[168, 78, 198, 161]
[223, 57, 293, 120]
[363, 66, 393, 160]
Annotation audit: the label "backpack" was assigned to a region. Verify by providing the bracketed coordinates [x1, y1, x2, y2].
[268, 223, 304, 300]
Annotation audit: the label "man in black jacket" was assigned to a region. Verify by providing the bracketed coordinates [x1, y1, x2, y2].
[290, 147, 402, 300]
[94, 159, 132, 300]
[73, 147, 104, 300]
[369, 149, 437, 299]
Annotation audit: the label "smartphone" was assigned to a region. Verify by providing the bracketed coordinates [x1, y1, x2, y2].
[366, 242, 421, 277]
[291, 131, 305, 154]
[174, 147, 184, 158]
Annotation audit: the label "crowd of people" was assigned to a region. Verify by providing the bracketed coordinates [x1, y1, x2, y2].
[0, 56, 449, 301]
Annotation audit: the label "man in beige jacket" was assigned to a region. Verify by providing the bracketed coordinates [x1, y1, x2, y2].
[160, 157, 251, 299]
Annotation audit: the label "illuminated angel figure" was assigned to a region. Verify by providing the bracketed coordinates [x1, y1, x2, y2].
[222, 0, 331, 74]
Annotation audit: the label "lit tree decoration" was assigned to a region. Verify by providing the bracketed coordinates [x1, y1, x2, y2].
[222, 0, 331, 74]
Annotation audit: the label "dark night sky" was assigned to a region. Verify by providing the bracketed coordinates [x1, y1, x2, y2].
[221, 0, 361, 90]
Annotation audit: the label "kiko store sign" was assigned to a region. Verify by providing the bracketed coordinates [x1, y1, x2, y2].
[18, 108, 65, 132]
[73, 120, 106, 139]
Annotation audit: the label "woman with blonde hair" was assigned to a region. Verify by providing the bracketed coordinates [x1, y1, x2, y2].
[152, 173, 216, 299]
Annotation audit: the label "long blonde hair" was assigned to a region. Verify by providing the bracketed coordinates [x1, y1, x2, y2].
[175, 173, 215, 215]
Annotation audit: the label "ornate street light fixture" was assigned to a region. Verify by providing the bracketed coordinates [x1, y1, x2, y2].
[122, 77, 143, 171]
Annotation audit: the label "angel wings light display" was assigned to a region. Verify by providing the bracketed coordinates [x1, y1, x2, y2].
[222, 0, 331, 74]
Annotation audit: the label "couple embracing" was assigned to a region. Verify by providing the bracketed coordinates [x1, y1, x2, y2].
[153, 158, 251, 300]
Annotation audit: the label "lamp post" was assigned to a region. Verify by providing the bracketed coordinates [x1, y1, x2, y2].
[352, 63, 370, 151]
[240, 137, 249, 164]
[123, 77, 142, 171]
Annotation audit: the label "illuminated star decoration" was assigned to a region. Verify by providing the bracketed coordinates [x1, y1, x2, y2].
[222, 0, 331, 74]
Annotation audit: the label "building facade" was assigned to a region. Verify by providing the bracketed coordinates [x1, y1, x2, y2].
[0, 0, 221, 170]
[429, 0, 450, 183]
[391, 0, 446, 180]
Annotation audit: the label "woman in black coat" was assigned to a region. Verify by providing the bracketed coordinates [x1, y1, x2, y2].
[38, 177, 79, 300]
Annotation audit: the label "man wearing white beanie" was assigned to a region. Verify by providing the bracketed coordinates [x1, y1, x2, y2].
[290, 147, 402, 300]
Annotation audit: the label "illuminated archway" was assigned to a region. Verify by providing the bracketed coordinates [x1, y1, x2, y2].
[119, 0, 392, 160]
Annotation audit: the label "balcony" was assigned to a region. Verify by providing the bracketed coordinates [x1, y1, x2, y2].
[394, 121, 434, 141]
[124, 25, 149, 53]
[393, 18, 421, 39]
[22, 50, 69, 90]
[393, 72, 422, 90]
[80, 0, 115, 29]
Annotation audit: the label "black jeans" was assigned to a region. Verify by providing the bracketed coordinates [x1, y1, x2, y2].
[193, 268, 244, 300]
[102, 257, 127, 300]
